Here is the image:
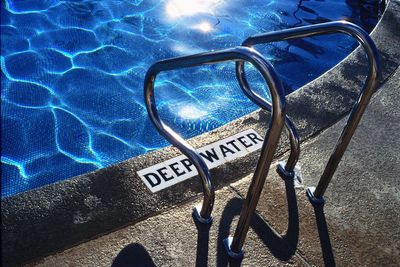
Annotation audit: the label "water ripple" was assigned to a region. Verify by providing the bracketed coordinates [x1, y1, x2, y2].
[1, 0, 375, 198]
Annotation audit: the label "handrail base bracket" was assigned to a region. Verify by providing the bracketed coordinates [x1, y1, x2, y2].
[306, 187, 325, 206]
[192, 206, 213, 225]
[223, 236, 244, 259]
[276, 161, 296, 180]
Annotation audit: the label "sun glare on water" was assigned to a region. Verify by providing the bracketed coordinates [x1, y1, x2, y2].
[165, 0, 223, 18]
[178, 105, 209, 120]
[192, 21, 213, 32]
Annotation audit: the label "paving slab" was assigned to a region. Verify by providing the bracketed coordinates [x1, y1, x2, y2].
[231, 67, 400, 266]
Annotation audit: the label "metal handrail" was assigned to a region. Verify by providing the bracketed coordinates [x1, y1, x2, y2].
[144, 46, 286, 224]
[238, 20, 381, 205]
[236, 55, 300, 180]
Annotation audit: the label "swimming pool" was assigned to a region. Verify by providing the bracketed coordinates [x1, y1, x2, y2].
[1, 0, 380, 198]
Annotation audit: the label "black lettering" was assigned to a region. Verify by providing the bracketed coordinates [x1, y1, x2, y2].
[238, 136, 252, 148]
[226, 140, 241, 152]
[220, 144, 235, 158]
[157, 167, 174, 182]
[247, 133, 263, 145]
[169, 162, 186, 177]
[144, 173, 161, 187]
[200, 148, 220, 163]
[181, 158, 194, 172]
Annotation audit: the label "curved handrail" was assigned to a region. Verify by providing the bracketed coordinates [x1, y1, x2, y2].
[144, 46, 286, 223]
[236, 53, 300, 179]
[237, 20, 381, 204]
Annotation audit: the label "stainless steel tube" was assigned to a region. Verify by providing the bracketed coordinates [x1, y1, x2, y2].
[236, 59, 300, 177]
[144, 46, 286, 223]
[239, 21, 381, 201]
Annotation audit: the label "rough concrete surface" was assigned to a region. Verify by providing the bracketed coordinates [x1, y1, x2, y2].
[27, 188, 308, 267]
[27, 68, 399, 266]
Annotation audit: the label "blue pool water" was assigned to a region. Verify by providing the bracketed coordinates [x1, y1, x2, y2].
[1, 0, 379, 198]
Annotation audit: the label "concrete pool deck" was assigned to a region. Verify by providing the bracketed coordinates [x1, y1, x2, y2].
[2, 0, 400, 266]
[26, 67, 400, 266]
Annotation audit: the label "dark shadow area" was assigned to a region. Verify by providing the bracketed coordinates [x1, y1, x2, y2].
[250, 178, 299, 260]
[97, 180, 335, 267]
[193, 211, 212, 267]
[216, 197, 244, 267]
[112, 243, 156, 267]
[281, 179, 300, 249]
[313, 205, 336, 267]
[216, 179, 300, 266]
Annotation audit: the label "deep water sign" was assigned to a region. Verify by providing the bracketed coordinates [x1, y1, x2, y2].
[138, 129, 264, 193]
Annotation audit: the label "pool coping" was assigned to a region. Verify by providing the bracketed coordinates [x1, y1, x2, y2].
[2, 1, 399, 266]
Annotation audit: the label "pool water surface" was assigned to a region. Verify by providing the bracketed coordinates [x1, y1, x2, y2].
[1, 0, 379, 197]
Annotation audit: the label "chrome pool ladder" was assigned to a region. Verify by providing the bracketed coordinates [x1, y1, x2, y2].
[144, 46, 287, 224]
[238, 20, 381, 205]
[143, 20, 381, 259]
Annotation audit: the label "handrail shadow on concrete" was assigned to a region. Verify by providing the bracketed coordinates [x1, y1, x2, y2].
[216, 179, 300, 266]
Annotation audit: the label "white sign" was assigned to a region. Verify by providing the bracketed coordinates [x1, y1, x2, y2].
[137, 129, 264, 193]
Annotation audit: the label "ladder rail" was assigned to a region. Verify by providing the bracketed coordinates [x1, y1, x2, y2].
[144, 46, 286, 223]
[236, 62, 300, 178]
[238, 20, 381, 203]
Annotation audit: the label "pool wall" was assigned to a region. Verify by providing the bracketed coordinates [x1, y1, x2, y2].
[2, 1, 399, 265]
